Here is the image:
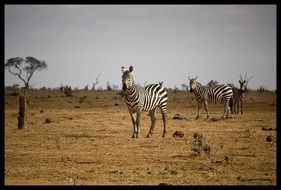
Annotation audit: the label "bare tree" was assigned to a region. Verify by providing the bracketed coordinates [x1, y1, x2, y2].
[173, 85, 179, 93]
[112, 84, 119, 91]
[181, 83, 188, 91]
[5, 57, 47, 89]
[84, 84, 89, 90]
[12, 84, 20, 90]
[92, 73, 101, 91]
[240, 71, 254, 91]
[257, 85, 268, 93]
[59, 83, 64, 91]
[106, 81, 113, 91]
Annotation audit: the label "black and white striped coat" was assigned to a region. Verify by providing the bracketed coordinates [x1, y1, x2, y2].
[189, 77, 233, 119]
[122, 66, 168, 138]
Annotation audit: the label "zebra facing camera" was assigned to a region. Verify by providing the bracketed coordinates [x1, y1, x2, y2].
[121, 65, 168, 138]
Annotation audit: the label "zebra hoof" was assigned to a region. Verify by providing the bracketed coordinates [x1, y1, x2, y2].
[132, 133, 138, 138]
[195, 116, 199, 119]
[146, 133, 153, 138]
[162, 132, 167, 138]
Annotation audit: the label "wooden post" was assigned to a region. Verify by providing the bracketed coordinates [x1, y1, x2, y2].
[18, 91, 27, 129]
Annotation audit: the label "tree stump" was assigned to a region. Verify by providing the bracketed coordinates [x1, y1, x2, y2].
[18, 94, 27, 129]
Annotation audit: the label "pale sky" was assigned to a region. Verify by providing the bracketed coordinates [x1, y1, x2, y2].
[4, 5, 276, 90]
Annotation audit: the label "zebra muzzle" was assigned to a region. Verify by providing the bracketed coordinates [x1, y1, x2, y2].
[122, 84, 127, 91]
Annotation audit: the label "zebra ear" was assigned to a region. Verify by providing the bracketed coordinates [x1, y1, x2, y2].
[239, 80, 241, 84]
[194, 76, 198, 80]
[188, 76, 191, 80]
[121, 67, 126, 74]
[129, 66, 133, 73]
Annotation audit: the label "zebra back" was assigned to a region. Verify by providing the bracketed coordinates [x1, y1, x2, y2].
[142, 83, 168, 111]
[196, 84, 233, 103]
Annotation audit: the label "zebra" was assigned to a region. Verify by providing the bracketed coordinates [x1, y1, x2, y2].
[121, 66, 168, 138]
[188, 76, 233, 119]
[229, 79, 246, 114]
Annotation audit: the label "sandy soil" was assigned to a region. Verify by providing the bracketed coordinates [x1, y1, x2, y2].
[4, 89, 276, 185]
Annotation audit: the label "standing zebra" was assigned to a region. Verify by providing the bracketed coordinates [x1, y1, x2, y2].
[188, 76, 233, 119]
[229, 79, 247, 114]
[121, 66, 168, 138]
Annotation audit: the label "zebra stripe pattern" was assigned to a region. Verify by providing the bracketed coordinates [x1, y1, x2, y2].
[122, 66, 168, 138]
[188, 76, 233, 119]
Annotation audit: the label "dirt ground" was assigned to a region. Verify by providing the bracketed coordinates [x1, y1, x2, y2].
[4, 89, 276, 185]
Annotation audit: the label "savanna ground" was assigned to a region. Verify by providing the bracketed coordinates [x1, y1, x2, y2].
[4, 88, 276, 185]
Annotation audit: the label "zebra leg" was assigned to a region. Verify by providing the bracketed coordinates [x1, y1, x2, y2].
[130, 113, 138, 138]
[222, 100, 230, 119]
[237, 100, 240, 114]
[196, 103, 202, 119]
[241, 100, 243, 114]
[147, 109, 156, 138]
[135, 112, 141, 138]
[233, 100, 237, 113]
[225, 100, 230, 118]
[204, 100, 209, 119]
[229, 98, 234, 114]
[160, 106, 168, 138]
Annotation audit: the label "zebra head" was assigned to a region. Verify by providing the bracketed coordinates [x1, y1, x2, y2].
[239, 79, 246, 92]
[188, 76, 198, 93]
[121, 66, 134, 92]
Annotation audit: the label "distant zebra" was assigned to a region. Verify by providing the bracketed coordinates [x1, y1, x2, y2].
[229, 79, 246, 114]
[121, 66, 168, 138]
[188, 76, 233, 119]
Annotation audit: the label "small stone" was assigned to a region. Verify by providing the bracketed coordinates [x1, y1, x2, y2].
[266, 135, 273, 142]
[45, 118, 51, 123]
[172, 131, 184, 138]
[172, 114, 185, 120]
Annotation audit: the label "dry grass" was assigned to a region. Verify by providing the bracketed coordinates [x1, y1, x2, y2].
[4, 89, 276, 185]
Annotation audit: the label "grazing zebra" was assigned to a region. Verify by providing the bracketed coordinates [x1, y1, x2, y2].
[229, 79, 246, 114]
[121, 66, 168, 138]
[188, 76, 233, 119]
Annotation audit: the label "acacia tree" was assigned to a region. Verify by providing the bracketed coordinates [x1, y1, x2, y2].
[5, 56, 47, 89]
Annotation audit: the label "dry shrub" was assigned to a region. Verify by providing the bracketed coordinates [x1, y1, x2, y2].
[191, 133, 210, 156]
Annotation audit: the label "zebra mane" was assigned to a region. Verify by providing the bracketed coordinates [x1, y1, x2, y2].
[195, 80, 202, 86]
